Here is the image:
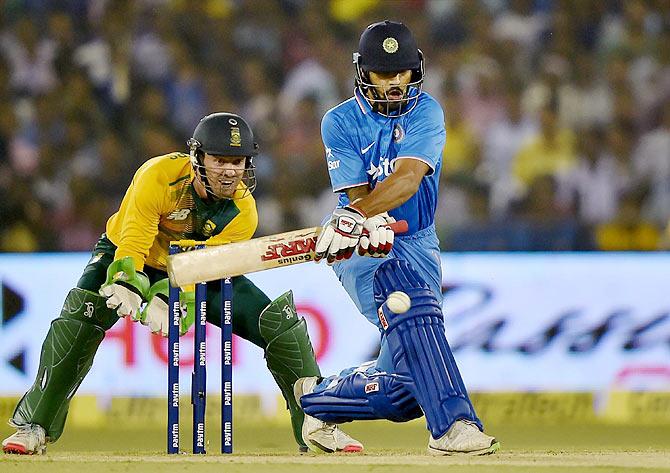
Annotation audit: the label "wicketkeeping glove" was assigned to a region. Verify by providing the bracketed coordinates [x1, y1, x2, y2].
[140, 280, 195, 337]
[358, 212, 396, 257]
[140, 278, 169, 336]
[315, 205, 366, 265]
[99, 256, 150, 319]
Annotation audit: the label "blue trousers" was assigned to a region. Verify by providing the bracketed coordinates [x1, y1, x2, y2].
[332, 224, 441, 372]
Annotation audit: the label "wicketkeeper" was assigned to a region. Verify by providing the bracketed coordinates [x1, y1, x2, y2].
[2, 112, 361, 455]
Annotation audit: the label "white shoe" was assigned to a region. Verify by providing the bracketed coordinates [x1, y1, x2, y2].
[428, 420, 499, 456]
[2, 421, 47, 455]
[294, 377, 364, 453]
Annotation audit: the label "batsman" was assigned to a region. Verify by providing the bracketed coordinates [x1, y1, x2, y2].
[294, 21, 499, 455]
[2, 112, 361, 455]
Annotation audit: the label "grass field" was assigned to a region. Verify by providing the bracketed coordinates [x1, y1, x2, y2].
[1, 420, 668, 472]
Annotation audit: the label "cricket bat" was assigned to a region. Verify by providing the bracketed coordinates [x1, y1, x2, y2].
[167, 220, 408, 287]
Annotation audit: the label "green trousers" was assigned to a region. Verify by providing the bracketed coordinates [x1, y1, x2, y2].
[12, 234, 272, 441]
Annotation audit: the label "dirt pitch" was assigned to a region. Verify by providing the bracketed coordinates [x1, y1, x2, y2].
[1, 420, 668, 472]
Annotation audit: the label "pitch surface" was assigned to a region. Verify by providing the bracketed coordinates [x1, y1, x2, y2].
[1, 421, 668, 472]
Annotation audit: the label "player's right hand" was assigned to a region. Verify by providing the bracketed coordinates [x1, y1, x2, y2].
[99, 256, 150, 320]
[359, 212, 396, 257]
[315, 205, 366, 264]
[140, 281, 195, 337]
[140, 278, 170, 336]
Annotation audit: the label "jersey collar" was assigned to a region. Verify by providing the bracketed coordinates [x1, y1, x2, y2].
[354, 87, 420, 119]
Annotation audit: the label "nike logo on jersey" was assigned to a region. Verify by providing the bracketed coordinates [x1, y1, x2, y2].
[361, 142, 375, 154]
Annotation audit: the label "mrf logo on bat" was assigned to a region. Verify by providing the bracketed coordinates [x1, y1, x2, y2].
[261, 234, 318, 265]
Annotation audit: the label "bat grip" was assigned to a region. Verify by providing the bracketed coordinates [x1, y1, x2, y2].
[360, 220, 408, 235]
[359, 220, 408, 237]
[387, 220, 408, 235]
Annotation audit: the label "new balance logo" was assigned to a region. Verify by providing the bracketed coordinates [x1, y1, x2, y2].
[167, 209, 190, 220]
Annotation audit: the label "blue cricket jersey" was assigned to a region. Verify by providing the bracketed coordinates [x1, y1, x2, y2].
[321, 88, 445, 235]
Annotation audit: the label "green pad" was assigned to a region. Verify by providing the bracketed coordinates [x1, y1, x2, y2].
[259, 290, 321, 450]
[60, 287, 119, 330]
[12, 317, 105, 441]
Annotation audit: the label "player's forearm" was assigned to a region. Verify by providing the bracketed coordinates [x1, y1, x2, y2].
[114, 223, 159, 271]
[352, 172, 420, 216]
[114, 244, 149, 271]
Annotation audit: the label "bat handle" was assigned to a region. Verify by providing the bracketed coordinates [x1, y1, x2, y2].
[387, 220, 408, 235]
[359, 220, 408, 236]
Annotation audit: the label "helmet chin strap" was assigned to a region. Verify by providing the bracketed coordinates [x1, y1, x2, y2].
[199, 175, 219, 201]
[191, 151, 221, 201]
[357, 69, 421, 117]
[353, 49, 425, 117]
[363, 83, 409, 116]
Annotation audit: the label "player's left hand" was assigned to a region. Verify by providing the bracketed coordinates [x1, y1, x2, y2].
[99, 257, 150, 319]
[358, 212, 396, 257]
[315, 205, 366, 264]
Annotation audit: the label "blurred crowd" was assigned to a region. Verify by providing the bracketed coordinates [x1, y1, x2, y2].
[1, 0, 669, 252]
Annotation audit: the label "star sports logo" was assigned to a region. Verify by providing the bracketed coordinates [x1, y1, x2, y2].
[367, 158, 393, 180]
[325, 147, 340, 170]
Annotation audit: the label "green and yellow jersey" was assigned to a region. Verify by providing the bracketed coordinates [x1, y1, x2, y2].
[106, 152, 257, 271]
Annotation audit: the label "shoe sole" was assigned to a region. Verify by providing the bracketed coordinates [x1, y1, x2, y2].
[309, 439, 363, 454]
[341, 444, 364, 453]
[428, 441, 500, 456]
[308, 439, 334, 454]
[3, 442, 45, 455]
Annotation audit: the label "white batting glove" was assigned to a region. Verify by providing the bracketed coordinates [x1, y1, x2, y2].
[359, 213, 396, 257]
[315, 205, 366, 265]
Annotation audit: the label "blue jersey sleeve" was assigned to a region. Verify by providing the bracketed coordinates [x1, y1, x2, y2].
[321, 111, 368, 192]
[394, 97, 445, 176]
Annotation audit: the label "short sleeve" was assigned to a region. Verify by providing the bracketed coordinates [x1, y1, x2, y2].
[394, 97, 445, 176]
[321, 111, 368, 192]
[112, 162, 167, 270]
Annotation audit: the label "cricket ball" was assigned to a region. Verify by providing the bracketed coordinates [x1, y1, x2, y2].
[386, 291, 411, 314]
